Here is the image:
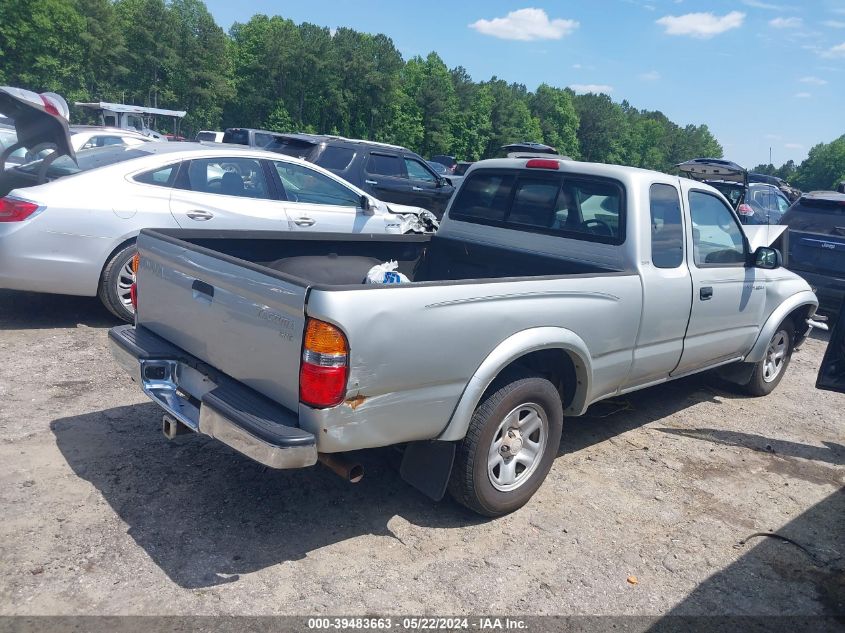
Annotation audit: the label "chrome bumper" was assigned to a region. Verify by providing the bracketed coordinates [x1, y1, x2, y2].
[109, 326, 317, 470]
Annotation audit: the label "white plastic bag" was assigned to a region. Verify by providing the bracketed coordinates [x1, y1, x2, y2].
[365, 260, 409, 285]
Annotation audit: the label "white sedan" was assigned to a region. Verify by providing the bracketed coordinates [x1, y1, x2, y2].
[0, 143, 437, 321]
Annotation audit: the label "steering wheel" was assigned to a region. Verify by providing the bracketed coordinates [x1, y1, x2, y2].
[581, 218, 613, 236]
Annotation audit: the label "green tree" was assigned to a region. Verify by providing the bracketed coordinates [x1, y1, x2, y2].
[0, 0, 86, 93]
[530, 84, 579, 158]
[793, 135, 845, 191]
[73, 0, 128, 101]
[572, 92, 628, 164]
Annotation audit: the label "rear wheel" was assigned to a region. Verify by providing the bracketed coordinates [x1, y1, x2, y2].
[98, 243, 136, 323]
[742, 320, 794, 396]
[448, 371, 563, 517]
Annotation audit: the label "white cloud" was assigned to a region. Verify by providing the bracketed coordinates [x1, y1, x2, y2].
[656, 11, 745, 39]
[799, 76, 828, 85]
[639, 70, 661, 80]
[469, 8, 579, 41]
[765, 133, 782, 140]
[822, 41, 845, 57]
[741, 0, 786, 9]
[769, 17, 803, 28]
[823, 20, 845, 28]
[794, 92, 812, 98]
[572, 63, 582, 69]
[784, 143, 804, 149]
[568, 84, 614, 94]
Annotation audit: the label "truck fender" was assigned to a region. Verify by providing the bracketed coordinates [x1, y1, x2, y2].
[744, 290, 818, 363]
[437, 327, 593, 442]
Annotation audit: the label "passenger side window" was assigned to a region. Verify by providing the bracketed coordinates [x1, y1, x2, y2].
[649, 184, 684, 269]
[689, 190, 746, 266]
[366, 153, 404, 177]
[182, 157, 271, 199]
[134, 164, 178, 187]
[274, 161, 361, 207]
[404, 158, 436, 183]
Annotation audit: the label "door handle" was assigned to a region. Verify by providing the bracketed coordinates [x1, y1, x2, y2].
[191, 279, 214, 304]
[186, 210, 213, 221]
[700, 286, 713, 301]
[365, 179, 378, 186]
[412, 186, 424, 191]
[294, 217, 315, 227]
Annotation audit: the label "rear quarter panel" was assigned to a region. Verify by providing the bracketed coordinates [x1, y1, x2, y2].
[300, 274, 642, 452]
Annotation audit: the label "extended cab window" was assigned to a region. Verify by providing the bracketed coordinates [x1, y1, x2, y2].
[689, 190, 746, 266]
[366, 153, 403, 177]
[650, 184, 684, 268]
[450, 171, 624, 244]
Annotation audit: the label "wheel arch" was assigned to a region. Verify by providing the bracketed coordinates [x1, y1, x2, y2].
[97, 235, 138, 286]
[745, 290, 818, 363]
[437, 327, 593, 442]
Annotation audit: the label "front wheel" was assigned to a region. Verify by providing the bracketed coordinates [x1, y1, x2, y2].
[448, 371, 563, 517]
[98, 243, 137, 323]
[742, 320, 794, 396]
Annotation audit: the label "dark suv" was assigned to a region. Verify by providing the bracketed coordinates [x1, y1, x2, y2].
[781, 191, 845, 313]
[265, 133, 455, 218]
[222, 128, 287, 149]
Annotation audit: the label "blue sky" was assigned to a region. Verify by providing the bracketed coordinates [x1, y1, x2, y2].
[204, 0, 845, 168]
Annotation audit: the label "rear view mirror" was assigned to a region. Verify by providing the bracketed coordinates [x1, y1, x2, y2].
[754, 246, 782, 269]
[360, 194, 374, 214]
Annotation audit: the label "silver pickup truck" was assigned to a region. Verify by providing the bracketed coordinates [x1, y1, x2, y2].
[110, 157, 823, 516]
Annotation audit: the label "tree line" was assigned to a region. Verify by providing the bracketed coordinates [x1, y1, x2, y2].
[753, 134, 845, 192]
[2, 0, 785, 175]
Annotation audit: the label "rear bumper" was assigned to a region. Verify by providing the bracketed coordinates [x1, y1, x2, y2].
[109, 324, 317, 469]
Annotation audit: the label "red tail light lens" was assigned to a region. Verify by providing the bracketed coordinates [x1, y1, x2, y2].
[525, 159, 560, 170]
[737, 203, 755, 216]
[0, 197, 40, 222]
[130, 283, 138, 310]
[299, 319, 349, 408]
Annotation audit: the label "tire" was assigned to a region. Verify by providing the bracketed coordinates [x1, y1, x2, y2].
[448, 371, 563, 517]
[742, 319, 794, 396]
[98, 243, 137, 323]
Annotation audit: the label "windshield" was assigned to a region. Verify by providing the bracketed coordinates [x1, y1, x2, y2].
[17, 145, 149, 179]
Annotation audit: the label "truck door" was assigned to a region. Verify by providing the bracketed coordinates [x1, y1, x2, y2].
[673, 182, 766, 374]
[622, 182, 692, 389]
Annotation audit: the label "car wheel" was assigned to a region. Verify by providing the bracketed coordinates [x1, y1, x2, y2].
[448, 371, 563, 517]
[98, 243, 136, 323]
[742, 320, 794, 396]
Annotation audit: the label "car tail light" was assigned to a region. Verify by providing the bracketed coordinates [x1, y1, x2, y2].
[130, 283, 138, 310]
[300, 318, 349, 408]
[0, 197, 40, 222]
[129, 253, 140, 310]
[525, 159, 560, 170]
[737, 203, 755, 217]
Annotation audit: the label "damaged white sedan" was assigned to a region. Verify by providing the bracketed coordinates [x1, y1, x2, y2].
[0, 89, 437, 322]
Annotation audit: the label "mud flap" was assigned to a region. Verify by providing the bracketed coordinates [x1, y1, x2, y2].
[400, 440, 456, 501]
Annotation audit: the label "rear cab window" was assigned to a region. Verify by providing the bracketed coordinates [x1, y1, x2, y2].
[449, 169, 625, 244]
[649, 183, 684, 268]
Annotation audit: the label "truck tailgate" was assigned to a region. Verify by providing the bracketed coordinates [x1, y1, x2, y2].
[135, 231, 308, 411]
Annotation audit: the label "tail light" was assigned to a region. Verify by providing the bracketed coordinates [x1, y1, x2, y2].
[737, 203, 755, 217]
[0, 197, 40, 222]
[129, 252, 140, 310]
[300, 318, 349, 408]
[525, 159, 560, 170]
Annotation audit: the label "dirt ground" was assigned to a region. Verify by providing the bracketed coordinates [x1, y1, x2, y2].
[0, 289, 842, 619]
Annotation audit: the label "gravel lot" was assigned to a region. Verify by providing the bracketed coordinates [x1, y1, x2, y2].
[0, 289, 842, 618]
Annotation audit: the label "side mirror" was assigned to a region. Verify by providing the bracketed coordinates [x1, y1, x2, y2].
[754, 246, 782, 269]
[360, 194, 374, 214]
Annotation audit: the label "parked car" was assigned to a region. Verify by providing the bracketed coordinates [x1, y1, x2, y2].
[430, 154, 457, 173]
[500, 141, 557, 157]
[110, 156, 820, 517]
[427, 160, 448, 175]
[677, 158, 791, 225]
[196, 130, 224, 143]
[749, 172, 801, 203]
[260, 133, 456, 219]
[0, 140, 437, 321]
[222, 127, 287, 149]
[780, 191, 845, 314]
